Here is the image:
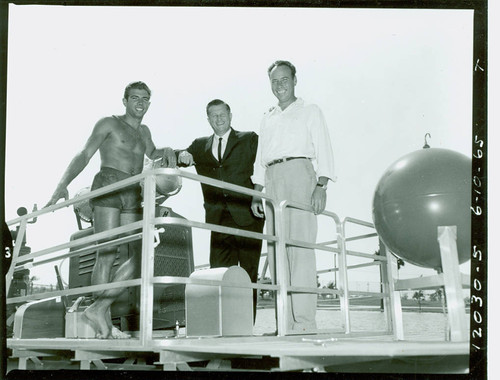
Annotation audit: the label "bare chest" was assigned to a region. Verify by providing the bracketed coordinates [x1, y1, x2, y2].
[108, 122, 146, 154]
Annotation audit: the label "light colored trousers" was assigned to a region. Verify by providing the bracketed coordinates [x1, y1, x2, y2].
[265, 159, 318, 332]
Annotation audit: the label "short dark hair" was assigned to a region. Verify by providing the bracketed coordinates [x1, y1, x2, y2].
[267, 60, 297, 78]
[124, 81, 152, 99]
[206, 99, 231, 115]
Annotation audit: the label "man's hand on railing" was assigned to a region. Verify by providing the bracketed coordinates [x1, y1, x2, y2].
[178, 151, 195, 167]
[251, 197, 265, 218]
[162, 147, 177, 168]
[44, 187, 69, 208]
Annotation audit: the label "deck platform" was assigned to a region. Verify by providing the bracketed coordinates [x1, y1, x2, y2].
[5, 169, 472, 374]
[7, 331, 470, 372]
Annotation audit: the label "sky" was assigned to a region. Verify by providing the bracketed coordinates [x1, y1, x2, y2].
[4, 5, 475, 289]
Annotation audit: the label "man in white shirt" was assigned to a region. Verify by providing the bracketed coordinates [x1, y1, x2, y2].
[251, 60, 335, 333]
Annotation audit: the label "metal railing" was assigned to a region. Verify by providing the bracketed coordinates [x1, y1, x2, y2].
[6, 167, 391, 343]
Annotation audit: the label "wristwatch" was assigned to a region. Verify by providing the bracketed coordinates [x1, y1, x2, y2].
[316, 183, 328, 190]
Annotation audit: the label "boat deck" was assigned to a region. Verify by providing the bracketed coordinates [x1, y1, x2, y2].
[7, 331, 470, 372]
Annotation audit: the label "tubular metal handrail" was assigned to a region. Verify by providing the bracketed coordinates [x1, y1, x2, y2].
[6, 167, 389, 343]
[270, 199, 345, 334]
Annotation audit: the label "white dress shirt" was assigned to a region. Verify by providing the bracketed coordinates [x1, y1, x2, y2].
[212, 129, 231, 161]
[252, 98, 336, 186]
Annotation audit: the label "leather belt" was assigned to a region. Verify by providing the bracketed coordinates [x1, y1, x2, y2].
[266, 157, 308, 167]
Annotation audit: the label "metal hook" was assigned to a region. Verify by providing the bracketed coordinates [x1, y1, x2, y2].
[423, 133, 431, 149]
[28, 204, 38, 224]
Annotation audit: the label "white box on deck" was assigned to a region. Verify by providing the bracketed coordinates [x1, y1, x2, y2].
[185, 266, 253, 337]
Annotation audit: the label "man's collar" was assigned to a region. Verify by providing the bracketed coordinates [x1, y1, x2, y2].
[214, 128, 232, 141]
[271, 97, 303, 113]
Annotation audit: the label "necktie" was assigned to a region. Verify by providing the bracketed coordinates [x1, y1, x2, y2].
[218, 137, 223, 162]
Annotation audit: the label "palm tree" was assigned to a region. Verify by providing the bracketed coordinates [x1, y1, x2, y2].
[413, 290, 425, 312]
[429, 288, 443, 302]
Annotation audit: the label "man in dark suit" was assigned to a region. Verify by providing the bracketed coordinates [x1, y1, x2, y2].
[177, 99, 264, 319]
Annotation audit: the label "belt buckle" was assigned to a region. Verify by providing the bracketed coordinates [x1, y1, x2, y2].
[268, 157, 299, 167]
[268, 157, 286, 167]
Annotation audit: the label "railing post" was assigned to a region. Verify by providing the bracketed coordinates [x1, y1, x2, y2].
[337, 221, 350, 334]
[438, 226, 468, 342]
[139, 171, 156, 345]
[5, 219, 28, 295]
[274, 204, 288, 336]
[379, 241, 404, 339]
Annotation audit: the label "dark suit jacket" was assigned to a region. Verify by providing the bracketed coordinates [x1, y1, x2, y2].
[183, 128, 260, 227]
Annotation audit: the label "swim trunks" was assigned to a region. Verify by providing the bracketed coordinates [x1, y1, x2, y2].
[89, 167, 142, 213]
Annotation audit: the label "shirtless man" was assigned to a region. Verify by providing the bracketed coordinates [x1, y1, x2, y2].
[45, 81, 176, 339]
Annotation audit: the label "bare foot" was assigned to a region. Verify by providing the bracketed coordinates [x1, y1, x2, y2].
[82, 305, 111, 339]
[103, 308, 131, 339]
[111, 326, 131, 339]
